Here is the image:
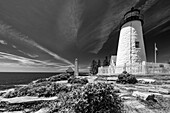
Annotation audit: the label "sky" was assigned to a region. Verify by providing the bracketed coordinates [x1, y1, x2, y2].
[0, 0, 169, 72]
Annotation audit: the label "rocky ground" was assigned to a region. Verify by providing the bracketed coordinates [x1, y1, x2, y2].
[97, 74, 170, 113]
[0, 74, 170, 113]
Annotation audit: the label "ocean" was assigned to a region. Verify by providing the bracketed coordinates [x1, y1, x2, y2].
[0, 72, 60, 90]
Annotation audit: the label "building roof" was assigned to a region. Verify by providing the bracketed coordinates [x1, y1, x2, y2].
[66, 67, 74, 73]
[124, 7, 140, 16]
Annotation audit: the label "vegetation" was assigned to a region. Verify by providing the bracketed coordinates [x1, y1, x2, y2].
[1, 82, 123, 113]
[2, 73, 73, 98]
[48, 83, 123, 113]
[32, 73, 71, 84]
[116, 71, 138, 84]
[90, 60, 98, 75]
[97, 59, 101, 67]
[103, 56, 110, 66]
[78, 72, 90, 76]
[89, 56, 110, 75]
[3, 82, 70, 98]
[68, 77, 88, 84]
[73, 83, 122, 113]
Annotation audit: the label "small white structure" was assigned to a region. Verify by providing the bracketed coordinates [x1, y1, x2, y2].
[74, 58, 79, 76]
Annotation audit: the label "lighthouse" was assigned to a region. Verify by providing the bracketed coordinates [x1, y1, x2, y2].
[115, 7, 146, 73]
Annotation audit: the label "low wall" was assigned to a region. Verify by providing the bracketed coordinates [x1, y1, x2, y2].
[98, 62, 170, 75]
[116, 62, 170, 74]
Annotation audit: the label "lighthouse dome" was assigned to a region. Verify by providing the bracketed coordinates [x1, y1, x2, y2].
[120, 7, 144, 27]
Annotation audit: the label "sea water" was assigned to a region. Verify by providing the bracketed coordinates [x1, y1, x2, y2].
[0, 72, 60, 90]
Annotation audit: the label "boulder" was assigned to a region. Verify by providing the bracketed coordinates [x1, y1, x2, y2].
[146, 94, 157, 102]
[158, 88, 170, 94]
[132, 91, 158, 101]
[138, 79, 155, 84]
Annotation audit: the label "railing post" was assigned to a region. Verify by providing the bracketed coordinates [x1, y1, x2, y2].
[142, 61, 147, 74]
[123, 63, 126, 72]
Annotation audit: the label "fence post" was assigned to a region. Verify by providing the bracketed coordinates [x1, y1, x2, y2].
[142, 61, 147, 74]
[123, 63, 126, 72]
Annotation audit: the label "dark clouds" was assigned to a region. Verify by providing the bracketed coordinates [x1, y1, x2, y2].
[99, 0, 170, 63]
[0, 0, 169, 71]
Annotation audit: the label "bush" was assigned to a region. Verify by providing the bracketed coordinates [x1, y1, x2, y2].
[2, 82, 123, 113]
[48, 73, 71, 82]
[116, 71, 138, 84]
[79, 73, 90, 76]
[3, 82, 70, 98]
[34, 78, 47, 84]
[74, 83, 122, 113]
[32, 73, 71, 84]
[48, 83, 123, 113]
[68, 77, 88, 84]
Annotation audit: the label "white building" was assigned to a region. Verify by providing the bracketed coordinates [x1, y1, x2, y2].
[97, 8, 170, 75]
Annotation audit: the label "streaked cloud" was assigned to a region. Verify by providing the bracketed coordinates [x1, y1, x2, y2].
[144, 5, 170, 35]
[145, 16, 170, 35]
[0, 52, 71, 68]
[12, 45, 17, 48]
[18, 50, 39, 58]
[140, 0, 159, 12]
[77, 0, 139, 54]
[0, 20, 73, 65]
[0, 0, 169, 71]
[0, 40, 7, 45]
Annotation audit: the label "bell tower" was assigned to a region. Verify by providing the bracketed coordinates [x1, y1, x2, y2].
[116, 7, 146, 73]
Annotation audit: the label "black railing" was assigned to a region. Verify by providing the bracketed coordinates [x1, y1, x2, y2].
[119, 14, 144, 28]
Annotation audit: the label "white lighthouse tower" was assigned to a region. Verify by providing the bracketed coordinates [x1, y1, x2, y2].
[115, 7, 146, 73]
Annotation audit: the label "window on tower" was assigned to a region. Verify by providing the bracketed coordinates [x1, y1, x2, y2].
[135, 41, 140, 48]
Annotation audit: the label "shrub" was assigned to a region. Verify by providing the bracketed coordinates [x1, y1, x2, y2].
[48, 83, 123, 113]
[74, 83, 122, 113]
[116, 71, 138, 84]
[32, 73, 71, 84]
[34, 78, 47, 84]
[159, 64, 164, 68]
[3, 82, 70, 98]
[2, 82, 123, 113]
[48, 73, 71, 82]
[68, 77, 88, 84]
